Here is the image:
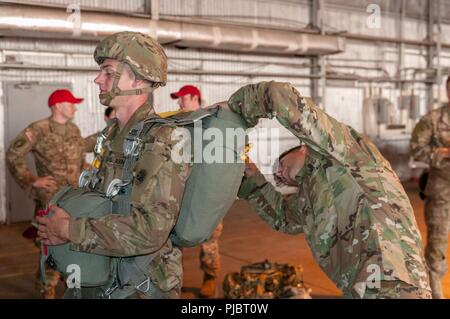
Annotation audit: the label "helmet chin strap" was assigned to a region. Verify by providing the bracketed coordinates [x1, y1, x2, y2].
[99, 63, 155, 106]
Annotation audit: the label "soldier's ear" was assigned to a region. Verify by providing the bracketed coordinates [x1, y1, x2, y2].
[193, 95, 200, 104]
[133, 78, 147, 88]
[52, 102, 62, 113]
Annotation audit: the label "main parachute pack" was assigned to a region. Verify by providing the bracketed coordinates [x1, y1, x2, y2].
[40, 105, 247, 297]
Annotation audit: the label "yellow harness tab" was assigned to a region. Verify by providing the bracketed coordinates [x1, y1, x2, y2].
[158, 110, 182, 118]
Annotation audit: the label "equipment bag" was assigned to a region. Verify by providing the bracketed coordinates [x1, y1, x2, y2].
[43, 186, 113, 287]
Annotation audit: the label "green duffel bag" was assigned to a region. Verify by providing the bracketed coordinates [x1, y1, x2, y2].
[170, 106, 248, 247]
[42, 186, 113, 287]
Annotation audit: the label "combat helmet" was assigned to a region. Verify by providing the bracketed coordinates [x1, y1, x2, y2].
[94, 31, 167, 105]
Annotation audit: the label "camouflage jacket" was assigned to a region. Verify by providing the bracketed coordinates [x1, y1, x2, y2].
[231, 81, 430, 298]
[6, 117, 92, 203]
[83, 133, 98, 153]
[68, 102, 191, 292]
[410, 104, 450, 175]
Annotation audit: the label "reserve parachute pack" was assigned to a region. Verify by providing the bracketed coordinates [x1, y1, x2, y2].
[40, 105, 247, 296]
[41, 187, 113, 288]
[223, 260, 312, 299]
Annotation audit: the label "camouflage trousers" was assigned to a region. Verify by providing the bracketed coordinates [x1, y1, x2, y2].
[64, 282, 181, 299]
[200, 221, 223, 277]
[345, 281, 432, 299]
[424, 171, 450, 279]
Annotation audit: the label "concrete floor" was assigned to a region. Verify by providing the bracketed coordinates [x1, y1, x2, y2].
[0, 182, 448, 299]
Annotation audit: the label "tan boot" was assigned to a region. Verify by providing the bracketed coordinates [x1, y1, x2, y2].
[429, 272, 444, 299]
[199, 273, 217, 298]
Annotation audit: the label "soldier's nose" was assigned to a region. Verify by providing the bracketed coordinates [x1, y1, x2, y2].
[94, 73, 103, 84]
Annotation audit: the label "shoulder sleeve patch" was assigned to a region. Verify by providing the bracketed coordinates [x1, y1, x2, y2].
[13, 137, 27, 149]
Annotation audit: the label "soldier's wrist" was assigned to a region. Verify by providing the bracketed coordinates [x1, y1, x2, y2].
[238, 172, 268, 199]
[250, 171, 268, 187]
[68, 217, 87, 245]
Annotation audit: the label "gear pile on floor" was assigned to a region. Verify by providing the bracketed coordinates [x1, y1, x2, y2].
[223, 259, 312, 299]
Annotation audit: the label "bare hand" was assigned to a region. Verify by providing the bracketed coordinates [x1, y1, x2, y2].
[37, 205, 70, 245]
[244, 161, 260, 177]
[33, 176, 57, 191]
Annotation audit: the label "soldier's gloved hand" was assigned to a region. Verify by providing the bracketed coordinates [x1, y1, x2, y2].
[33, 176, 57, 191]
[37, 205, 70, 245]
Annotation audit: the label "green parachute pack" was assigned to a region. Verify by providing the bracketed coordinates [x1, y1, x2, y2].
[40, 106, 247, 296]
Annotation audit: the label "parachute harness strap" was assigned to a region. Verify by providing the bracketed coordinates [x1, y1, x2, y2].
[99, 63, 154, 106]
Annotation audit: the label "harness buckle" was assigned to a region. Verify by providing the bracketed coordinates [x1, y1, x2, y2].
[124, 137, 142, 157]
[105, 178, 131, 198]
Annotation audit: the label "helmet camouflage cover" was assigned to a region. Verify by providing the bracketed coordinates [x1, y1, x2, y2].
[94, 31, 167, 86]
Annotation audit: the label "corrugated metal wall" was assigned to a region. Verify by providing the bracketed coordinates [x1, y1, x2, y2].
[2, 0, 450, 222]
[159, 0, 310, 29]
[9, 0, 147, 13]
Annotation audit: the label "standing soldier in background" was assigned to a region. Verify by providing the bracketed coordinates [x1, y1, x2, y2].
[170, 85, 223, 298]
[410, 75, 450, 299]
[6, 89, 90, 299]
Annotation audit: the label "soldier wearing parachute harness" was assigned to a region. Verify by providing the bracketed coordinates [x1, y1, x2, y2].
[231, 81, 432, 299]
[37, 31, 188, 298]
[36, 31, 246, 299]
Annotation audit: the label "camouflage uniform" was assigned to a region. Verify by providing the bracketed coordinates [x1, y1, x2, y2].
[200, 221, 223, 277]
[68, 103, 191, 298]
[83, 133, 98, 154]
[6, 118, 92, 297]
[231, 81, 431, 299]
[64, 32, 192, 299]
[410, 104, 450, 298]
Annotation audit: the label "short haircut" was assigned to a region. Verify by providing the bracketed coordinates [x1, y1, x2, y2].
[278, 145, 305, 162]
[273, 144, 306, 186]
[197, 94, 202, 105]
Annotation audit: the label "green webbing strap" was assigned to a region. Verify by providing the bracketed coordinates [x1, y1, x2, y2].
[116, 122, 144, 216]
[115, 118, 161, 215]
[98, 63, 154, 106]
